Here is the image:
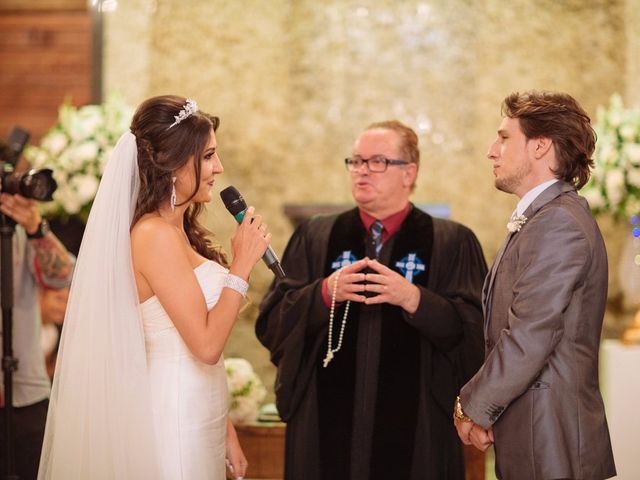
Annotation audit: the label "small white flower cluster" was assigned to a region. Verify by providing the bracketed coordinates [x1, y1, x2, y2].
[24, 95, 133, 223]
[582, 94, 640, 220]
[224, 357, 267, 425]
[507, 214, 528, 233]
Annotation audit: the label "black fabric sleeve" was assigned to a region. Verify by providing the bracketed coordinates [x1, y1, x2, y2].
[404, 220, 487, 358]
[409, 219, 488, 415]
[255, 217, 332, 420]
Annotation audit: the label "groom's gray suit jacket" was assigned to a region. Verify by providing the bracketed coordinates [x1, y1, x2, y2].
[460, 181, 616, 480]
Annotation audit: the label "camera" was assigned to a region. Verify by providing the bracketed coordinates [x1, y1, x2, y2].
[0, 126, 57, 201]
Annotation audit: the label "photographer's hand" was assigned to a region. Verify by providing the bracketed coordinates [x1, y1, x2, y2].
[0, 192, 41, 234]
[0, 192, 74, 283]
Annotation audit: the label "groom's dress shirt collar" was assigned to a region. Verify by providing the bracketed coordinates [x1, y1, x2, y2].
[515, 179, 559, 217]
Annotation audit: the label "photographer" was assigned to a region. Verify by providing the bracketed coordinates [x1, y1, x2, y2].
[0, 158, 74, 480]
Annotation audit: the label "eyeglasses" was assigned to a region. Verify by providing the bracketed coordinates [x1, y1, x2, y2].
[344, 155, 409, 172]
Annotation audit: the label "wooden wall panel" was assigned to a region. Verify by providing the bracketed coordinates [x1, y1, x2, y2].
[0, 0, 86, 12]
[0, 11, 92, 145]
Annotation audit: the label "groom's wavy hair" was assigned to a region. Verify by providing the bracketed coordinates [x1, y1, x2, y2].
[130, 94, 227, 265]
[502, 90, 596, 190]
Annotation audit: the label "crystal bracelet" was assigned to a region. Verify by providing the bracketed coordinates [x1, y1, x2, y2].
[223, 273, 249, 297]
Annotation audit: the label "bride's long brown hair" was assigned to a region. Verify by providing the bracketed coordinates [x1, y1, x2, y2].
[130, 95, 227, 265]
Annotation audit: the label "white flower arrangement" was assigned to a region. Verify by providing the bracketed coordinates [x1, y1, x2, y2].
[507, 214, 528, 233]
[582, 94, 640, 220]
[224, 357, 267, 425]
[24, 95, 133, 223]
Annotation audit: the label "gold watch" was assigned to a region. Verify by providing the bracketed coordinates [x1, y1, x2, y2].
[454, 396, 472, 422]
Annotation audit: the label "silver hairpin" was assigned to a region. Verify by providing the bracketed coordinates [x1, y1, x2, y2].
[168, 99, 198, 129]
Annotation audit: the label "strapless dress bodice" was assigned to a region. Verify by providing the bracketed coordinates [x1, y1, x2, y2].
[140, 260, 228, 334]
[139, 260, 230, 480]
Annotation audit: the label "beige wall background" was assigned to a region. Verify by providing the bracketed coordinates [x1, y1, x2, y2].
[104, 0, 638, 394]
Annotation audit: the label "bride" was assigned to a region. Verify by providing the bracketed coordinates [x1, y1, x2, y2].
[38, 95, 269, 479]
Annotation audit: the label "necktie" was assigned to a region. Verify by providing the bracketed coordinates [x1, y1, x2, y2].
[371, 220, 384, 257]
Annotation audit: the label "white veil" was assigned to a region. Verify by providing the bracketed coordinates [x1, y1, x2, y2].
[38, 132, 161, 479]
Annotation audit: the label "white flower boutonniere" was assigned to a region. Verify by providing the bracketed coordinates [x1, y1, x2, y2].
[507, 214, 528, 233]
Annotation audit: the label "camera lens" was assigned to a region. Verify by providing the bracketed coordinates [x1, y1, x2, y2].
[1, 169, 57, 201]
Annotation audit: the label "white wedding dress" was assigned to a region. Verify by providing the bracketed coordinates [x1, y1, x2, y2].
[141, 260, 230, 480]
[39, 133, 233, 479]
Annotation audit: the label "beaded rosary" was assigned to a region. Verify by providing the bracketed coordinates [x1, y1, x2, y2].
[322, 268, 350, 368]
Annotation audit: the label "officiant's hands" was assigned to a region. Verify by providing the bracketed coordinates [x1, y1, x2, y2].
[362, 259, 420, 314]
[325, 258, 368, 303]
[325, 258, 420, 314]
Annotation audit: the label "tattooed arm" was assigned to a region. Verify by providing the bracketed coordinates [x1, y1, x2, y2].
[0, 192, 74, 284]
[30, 234, 74, 283]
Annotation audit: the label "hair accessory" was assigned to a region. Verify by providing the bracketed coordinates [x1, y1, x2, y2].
[168, 98, 198, 129]
[170, 176, 177, 211]
[223, 273, 249, 297]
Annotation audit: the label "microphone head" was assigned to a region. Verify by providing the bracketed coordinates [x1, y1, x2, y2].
[220, 185, 247, 216]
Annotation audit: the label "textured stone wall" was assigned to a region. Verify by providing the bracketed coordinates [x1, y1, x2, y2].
[104, 0, 632, 395]
[626, 0, 640, 106]
[103, 0, 153, 103]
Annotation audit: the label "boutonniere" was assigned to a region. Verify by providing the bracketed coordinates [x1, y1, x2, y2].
[506, 214, 528, 233]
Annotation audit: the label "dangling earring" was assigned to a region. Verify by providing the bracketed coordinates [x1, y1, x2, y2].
[171, 176, 177, 211]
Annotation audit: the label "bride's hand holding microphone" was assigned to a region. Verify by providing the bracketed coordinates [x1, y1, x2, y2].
[229, 206, 271, 280]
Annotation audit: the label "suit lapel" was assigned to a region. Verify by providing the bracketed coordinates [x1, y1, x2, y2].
[483, 181, 576, 334]
[483, 231, 515, 333]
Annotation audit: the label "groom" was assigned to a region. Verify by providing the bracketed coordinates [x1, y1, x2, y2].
[454, 91, 616, 480]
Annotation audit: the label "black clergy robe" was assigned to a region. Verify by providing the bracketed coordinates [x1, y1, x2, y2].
[256, 206, 487, 480]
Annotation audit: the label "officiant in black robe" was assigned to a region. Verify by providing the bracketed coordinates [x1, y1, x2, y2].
[256, 120, 487, 480]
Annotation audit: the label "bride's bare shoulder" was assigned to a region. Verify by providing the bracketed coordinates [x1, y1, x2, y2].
[131, 215, 182, 252]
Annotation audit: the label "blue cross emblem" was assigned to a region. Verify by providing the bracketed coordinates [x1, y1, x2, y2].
[331, 250, 358, 270]
[395, 253, 426, 282]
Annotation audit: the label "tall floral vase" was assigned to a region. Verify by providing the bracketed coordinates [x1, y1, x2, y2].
[619, 219, 640, 344]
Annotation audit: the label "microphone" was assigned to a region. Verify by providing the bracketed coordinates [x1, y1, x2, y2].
[220, 186, 286, 279]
